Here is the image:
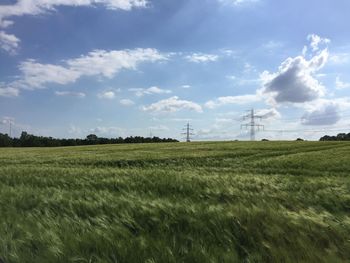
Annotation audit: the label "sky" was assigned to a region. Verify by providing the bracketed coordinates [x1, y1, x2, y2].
[1, 0, 350, 141]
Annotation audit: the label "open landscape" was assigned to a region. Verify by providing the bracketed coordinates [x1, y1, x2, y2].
[1, 0, 350, 262]
[1, 141, 350, 262]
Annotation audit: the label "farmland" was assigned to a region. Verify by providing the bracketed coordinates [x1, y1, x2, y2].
[0, 141, 350, 262]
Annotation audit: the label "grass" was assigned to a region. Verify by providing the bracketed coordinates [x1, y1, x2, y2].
[0, 141, 350, 262]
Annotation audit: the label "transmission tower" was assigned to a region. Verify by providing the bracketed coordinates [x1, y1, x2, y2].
[241, 109, 264, 141]
[182, 122, 194, 142]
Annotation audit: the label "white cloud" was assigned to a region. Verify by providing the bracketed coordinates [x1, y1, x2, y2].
[335, 76, 350, 90]
[262, 40, 283, 50]
[0, 1, 148, 25]
[302, 46, 308, 56]
[260, 48, 328, 104]
[142, 96, 203, 113]
[149, 125, 169, 131]
[129, 86, 171, 97]
[18, 60, 81, 89]
[219, 49, 236, 56]
[67, 49, 165, 78]
[170, 118, 192, 122]
[0, 31, 20, 54]
[120, 98, 135, 106]
[256, 108, 281, 120]
[0, 20, 14, 28]
[243, 62, 256, 73]
[185, 53, 219, 63]
[227, 76, 260, 86]
[181, 85, 191, 89]
[218, 0, 259, 6]
[6, 48, 166, 94]
[68, 124, 83, 135]
[205, 94, 261, 109]
[98, 91, 116, 99]
[0, 87, 19, 97]
[307, 34, 330, 52]
[329, 53, 350, 65]
[55, 91, 86, 98]
[301, 102, 340, 126]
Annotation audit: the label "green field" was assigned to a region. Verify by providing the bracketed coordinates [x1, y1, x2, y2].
[0, 141, 350, 262]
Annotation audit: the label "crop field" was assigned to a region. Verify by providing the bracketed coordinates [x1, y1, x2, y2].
[0, 141, 350, 262]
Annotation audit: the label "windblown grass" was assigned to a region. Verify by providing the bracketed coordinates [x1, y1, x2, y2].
[0, 141, 350, 262]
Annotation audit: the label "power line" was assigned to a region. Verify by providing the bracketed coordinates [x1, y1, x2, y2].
[263, 126, 350, 133]
[241, 109, 265, 141]
[182, 122, 194, 142]
[230, 109, 350, 123]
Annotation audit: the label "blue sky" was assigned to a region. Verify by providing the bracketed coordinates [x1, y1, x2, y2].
[1, 0, 350, 141]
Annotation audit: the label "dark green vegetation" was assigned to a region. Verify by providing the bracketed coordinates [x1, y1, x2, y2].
[0, 141, 350, 262]
[0, 132, 178, 147]
[320, 132, 350, 141]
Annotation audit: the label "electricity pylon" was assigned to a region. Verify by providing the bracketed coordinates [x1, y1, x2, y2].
[241, 109, 264, 141]
[182, 122, 194, 142]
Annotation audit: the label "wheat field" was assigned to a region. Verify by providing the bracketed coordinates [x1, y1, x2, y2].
[0, 141, 350, 262]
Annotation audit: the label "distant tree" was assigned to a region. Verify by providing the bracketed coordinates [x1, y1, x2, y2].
[86, 134, 98, 141]
[0, 133, 12, 147]
[0, 131, 178, 147]
[320, 132, 350, 141]
[261, 139, 269, 141]
[296, 138, 304, 141]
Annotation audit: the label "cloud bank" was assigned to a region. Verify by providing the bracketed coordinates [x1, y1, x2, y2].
[1, 48, 166, 96]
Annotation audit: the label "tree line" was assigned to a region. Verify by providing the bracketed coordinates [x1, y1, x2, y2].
[0, 132, 178, 147]
[319, 133, 350, 141]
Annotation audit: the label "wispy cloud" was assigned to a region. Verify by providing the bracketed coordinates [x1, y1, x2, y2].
[335, 76, 350, 90]
[307, 34, 330, 52]
[149, 125, 169, 131]
[97, 91, 116, 99]
[0, 86, 19, 97]
[218, 0, 260, 7]
[185, 53, 219, 63]
[262, 40, 283, 50]
[129, 86, 171, 97]
[55, 91, 86, 98]
[329, 53, 350, 65]
[120, 99, 135, 106]
[0, 31, 20, 54]
[3, 48, 167, 95]
[142, 96, 203, 113]
[205, 94, 261, 109]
